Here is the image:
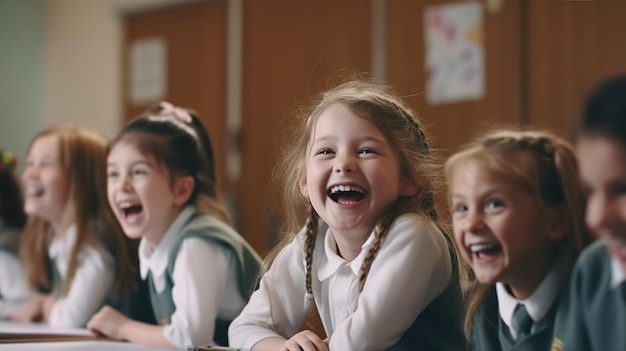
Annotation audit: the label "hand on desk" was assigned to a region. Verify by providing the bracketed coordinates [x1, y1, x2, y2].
[87, 305, 128, 340]
[8, 294, 45, 322]
[280, 330, 329, 351]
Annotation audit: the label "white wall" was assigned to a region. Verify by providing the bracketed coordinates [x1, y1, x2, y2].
[44, 0, 200, 139]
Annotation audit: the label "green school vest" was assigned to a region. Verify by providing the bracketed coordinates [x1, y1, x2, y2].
[147, 213, 262, 346]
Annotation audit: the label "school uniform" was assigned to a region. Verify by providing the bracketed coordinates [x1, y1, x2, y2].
[471, 258, 568, 351]
[552, 240, 626, 351]
[229, 214, 466, 351]
[140, 206, 262, 350]
[0, 224, 30, 318]
[45, 224, 116, 327]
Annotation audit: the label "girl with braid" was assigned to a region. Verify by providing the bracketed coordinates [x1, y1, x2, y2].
[229, 80, 466, 351]
[446, 129, 592, 351]
[87, 102, 262, 350]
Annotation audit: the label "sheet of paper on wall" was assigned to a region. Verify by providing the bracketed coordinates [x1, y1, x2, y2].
[424, 1, 485, 104]
[129, 38, 167, 105]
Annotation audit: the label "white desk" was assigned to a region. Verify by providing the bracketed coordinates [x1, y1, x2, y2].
[0, 340, 165, 350]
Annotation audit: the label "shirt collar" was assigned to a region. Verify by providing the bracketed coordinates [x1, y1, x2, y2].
[497, 257, 565, 328]
[139, 206, 195, 279]
[317, 227, 375, 281]
[610, 255, 626, 288]
[48, 225, 77, 259]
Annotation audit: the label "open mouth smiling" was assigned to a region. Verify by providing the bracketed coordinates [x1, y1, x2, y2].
[468, 243, 502, 258]
[119, 200, 143, 219]
[328, 185, 368, 205]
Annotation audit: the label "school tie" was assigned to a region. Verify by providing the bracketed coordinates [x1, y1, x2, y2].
[513, 303, 533, 340]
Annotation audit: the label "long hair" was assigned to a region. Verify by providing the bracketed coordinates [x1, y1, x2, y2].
[0, 149, 26, 229]
[109, 103, 232, 225]
[20, 125, 137, 296]
[444, 128, 593, 338]
[273, 78, 461, 295]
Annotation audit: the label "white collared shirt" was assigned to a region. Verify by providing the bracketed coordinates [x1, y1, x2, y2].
[139, 206, 245, 349]
[496, 258, 565, 340]
[610, 256, 626, 288]
[47, 225, 115, 327]
[0, 224, 31, 318]
[229, 214, 452, 351]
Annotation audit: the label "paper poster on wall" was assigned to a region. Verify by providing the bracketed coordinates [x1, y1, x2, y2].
[424, 1, 484, 104]
[129, 38, 167, 105]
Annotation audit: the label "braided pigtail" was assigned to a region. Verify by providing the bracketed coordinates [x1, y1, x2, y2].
[304, 205, 319, 298]
[358, 204, 401, 292]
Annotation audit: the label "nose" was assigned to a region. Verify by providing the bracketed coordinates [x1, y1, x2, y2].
[22, 163, 39, 181]
[334, 152, 356, 173]
[586, 192, 615, 234]
[463, 209, 487, 234]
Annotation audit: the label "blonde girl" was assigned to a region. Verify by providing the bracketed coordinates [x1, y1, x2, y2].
[445, 129, 592, 350]
[10, 125, 143, 327]
[229, 79, 466, 351]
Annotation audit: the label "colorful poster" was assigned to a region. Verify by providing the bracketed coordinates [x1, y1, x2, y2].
[424, 2, 484, 104]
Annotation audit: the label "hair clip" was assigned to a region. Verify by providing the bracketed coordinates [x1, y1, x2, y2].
[1, 151, 17, 167]
[158, 101, 193, 123]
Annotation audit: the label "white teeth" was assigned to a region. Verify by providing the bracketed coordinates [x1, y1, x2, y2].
[469, 243, 499, 253]
[25, 185, 44, 196]
[330, 185, 365, 194]
[119, 201, 136, 209]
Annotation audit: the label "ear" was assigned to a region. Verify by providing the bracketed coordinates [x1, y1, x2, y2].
[298, 170, 309, 199]
[400, 178, 419, 197]
[546, 205, 570, 242]
[172, 175, 195, 206]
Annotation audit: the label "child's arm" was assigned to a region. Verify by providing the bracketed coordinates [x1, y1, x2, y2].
[328, 216, 452, 350]
[46, 246, 115, 327]
[87, 305, 173, 349]
[165, 237, 237, 347]
[7, 295, 44, 322]
[229, 233, 313, 350]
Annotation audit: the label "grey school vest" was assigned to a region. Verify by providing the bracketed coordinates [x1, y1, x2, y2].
[146, 213, 262, 346]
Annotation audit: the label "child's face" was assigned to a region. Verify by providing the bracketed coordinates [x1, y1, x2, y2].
[577, 134, 626, 272]
[299, 103, 413, 242]
[107, 141, 189, 245]
[450, 161, 558, 298]
[22, 134, 69, 229]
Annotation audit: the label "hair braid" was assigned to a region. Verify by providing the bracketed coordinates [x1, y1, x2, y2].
[358, 204, 400, 292]
[304, 205, 319, 295]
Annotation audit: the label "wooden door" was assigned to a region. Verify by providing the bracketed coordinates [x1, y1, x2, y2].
[123, 0, 228, 189]
[240, 0, 373, 256]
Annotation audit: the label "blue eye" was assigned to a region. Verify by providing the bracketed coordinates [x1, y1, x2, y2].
[107, 170, 119, 179]
[453, 203, 468, 213]
[485, 199, 505, 210]
[315, 148, 333, 155]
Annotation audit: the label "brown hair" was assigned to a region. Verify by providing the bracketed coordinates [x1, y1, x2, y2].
[444, 128, 593, 338]
[0, 149, 26, 229]
[20, 125, 138, 296]
[109, 104, 232, 225]
[273, 78, 461, 295]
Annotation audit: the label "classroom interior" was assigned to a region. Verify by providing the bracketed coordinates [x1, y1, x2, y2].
[1, 0, 625, 261]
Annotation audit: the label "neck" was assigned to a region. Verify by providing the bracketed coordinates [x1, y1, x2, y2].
[332, 228, 370, 262]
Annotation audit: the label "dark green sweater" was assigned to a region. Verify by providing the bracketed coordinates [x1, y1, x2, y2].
[471, 286, 566, 351]
[552, 241, 626, 351]
[0, 226, 20, 256]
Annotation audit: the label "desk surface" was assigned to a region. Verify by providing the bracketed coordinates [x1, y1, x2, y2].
[0, 340, 162, 350]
